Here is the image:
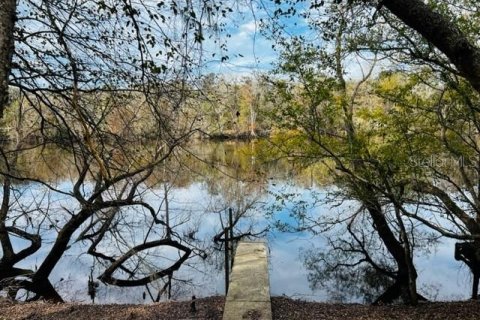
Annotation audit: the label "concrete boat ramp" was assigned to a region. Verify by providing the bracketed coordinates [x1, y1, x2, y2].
[222, 241, 272, 320]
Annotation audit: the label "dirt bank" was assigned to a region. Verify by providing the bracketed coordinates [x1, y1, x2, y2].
[1, 296, 479, 320]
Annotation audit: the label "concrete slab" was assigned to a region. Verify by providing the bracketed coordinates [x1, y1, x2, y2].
[223, 241, 272, 320]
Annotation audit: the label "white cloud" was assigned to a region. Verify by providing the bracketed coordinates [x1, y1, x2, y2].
[200, 18, 277, 76]
[239, 20, 258, 35]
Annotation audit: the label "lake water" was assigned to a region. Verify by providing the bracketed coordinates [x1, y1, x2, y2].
[1, 141, 473, 303]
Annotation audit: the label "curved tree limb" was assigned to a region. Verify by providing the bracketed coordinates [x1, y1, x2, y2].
[98, 239, 191, 287]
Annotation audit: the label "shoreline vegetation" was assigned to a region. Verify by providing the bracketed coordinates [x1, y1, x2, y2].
[1, 296, 480, 320]
[203, 130, 270, 141]
[0, 128, 271, 144]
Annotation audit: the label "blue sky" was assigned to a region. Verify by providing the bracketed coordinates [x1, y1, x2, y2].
[197, 0, 313, 77]
[200, 8, 279, 77]
[198, 1, 385, 80]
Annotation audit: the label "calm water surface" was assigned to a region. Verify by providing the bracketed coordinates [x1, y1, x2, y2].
[4, 141, 472, 303]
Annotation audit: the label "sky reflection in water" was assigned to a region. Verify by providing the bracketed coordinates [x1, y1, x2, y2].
[7, 180, 471, 304]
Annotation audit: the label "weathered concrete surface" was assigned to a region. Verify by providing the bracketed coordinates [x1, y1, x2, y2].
[222, 241, 272, 320]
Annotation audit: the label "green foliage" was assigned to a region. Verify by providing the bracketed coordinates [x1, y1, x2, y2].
[262, 0, 480, 302]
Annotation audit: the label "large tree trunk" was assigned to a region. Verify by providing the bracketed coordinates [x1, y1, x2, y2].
[364, 193, 418, 305]
[333, 8, 419, 304]
[473, 269, 479, 300]
[471, 240, 480, 300]
[0, 0, 16, 118]
[380, 0, 480, 93]
[27, 209, 93, 302]
[33, 209, 93, 282]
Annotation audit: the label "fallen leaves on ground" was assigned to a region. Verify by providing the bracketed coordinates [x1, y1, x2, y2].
[271, 297, 480, 320]
[0, 296, 224, 320]
[1, 296, 480, 319]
